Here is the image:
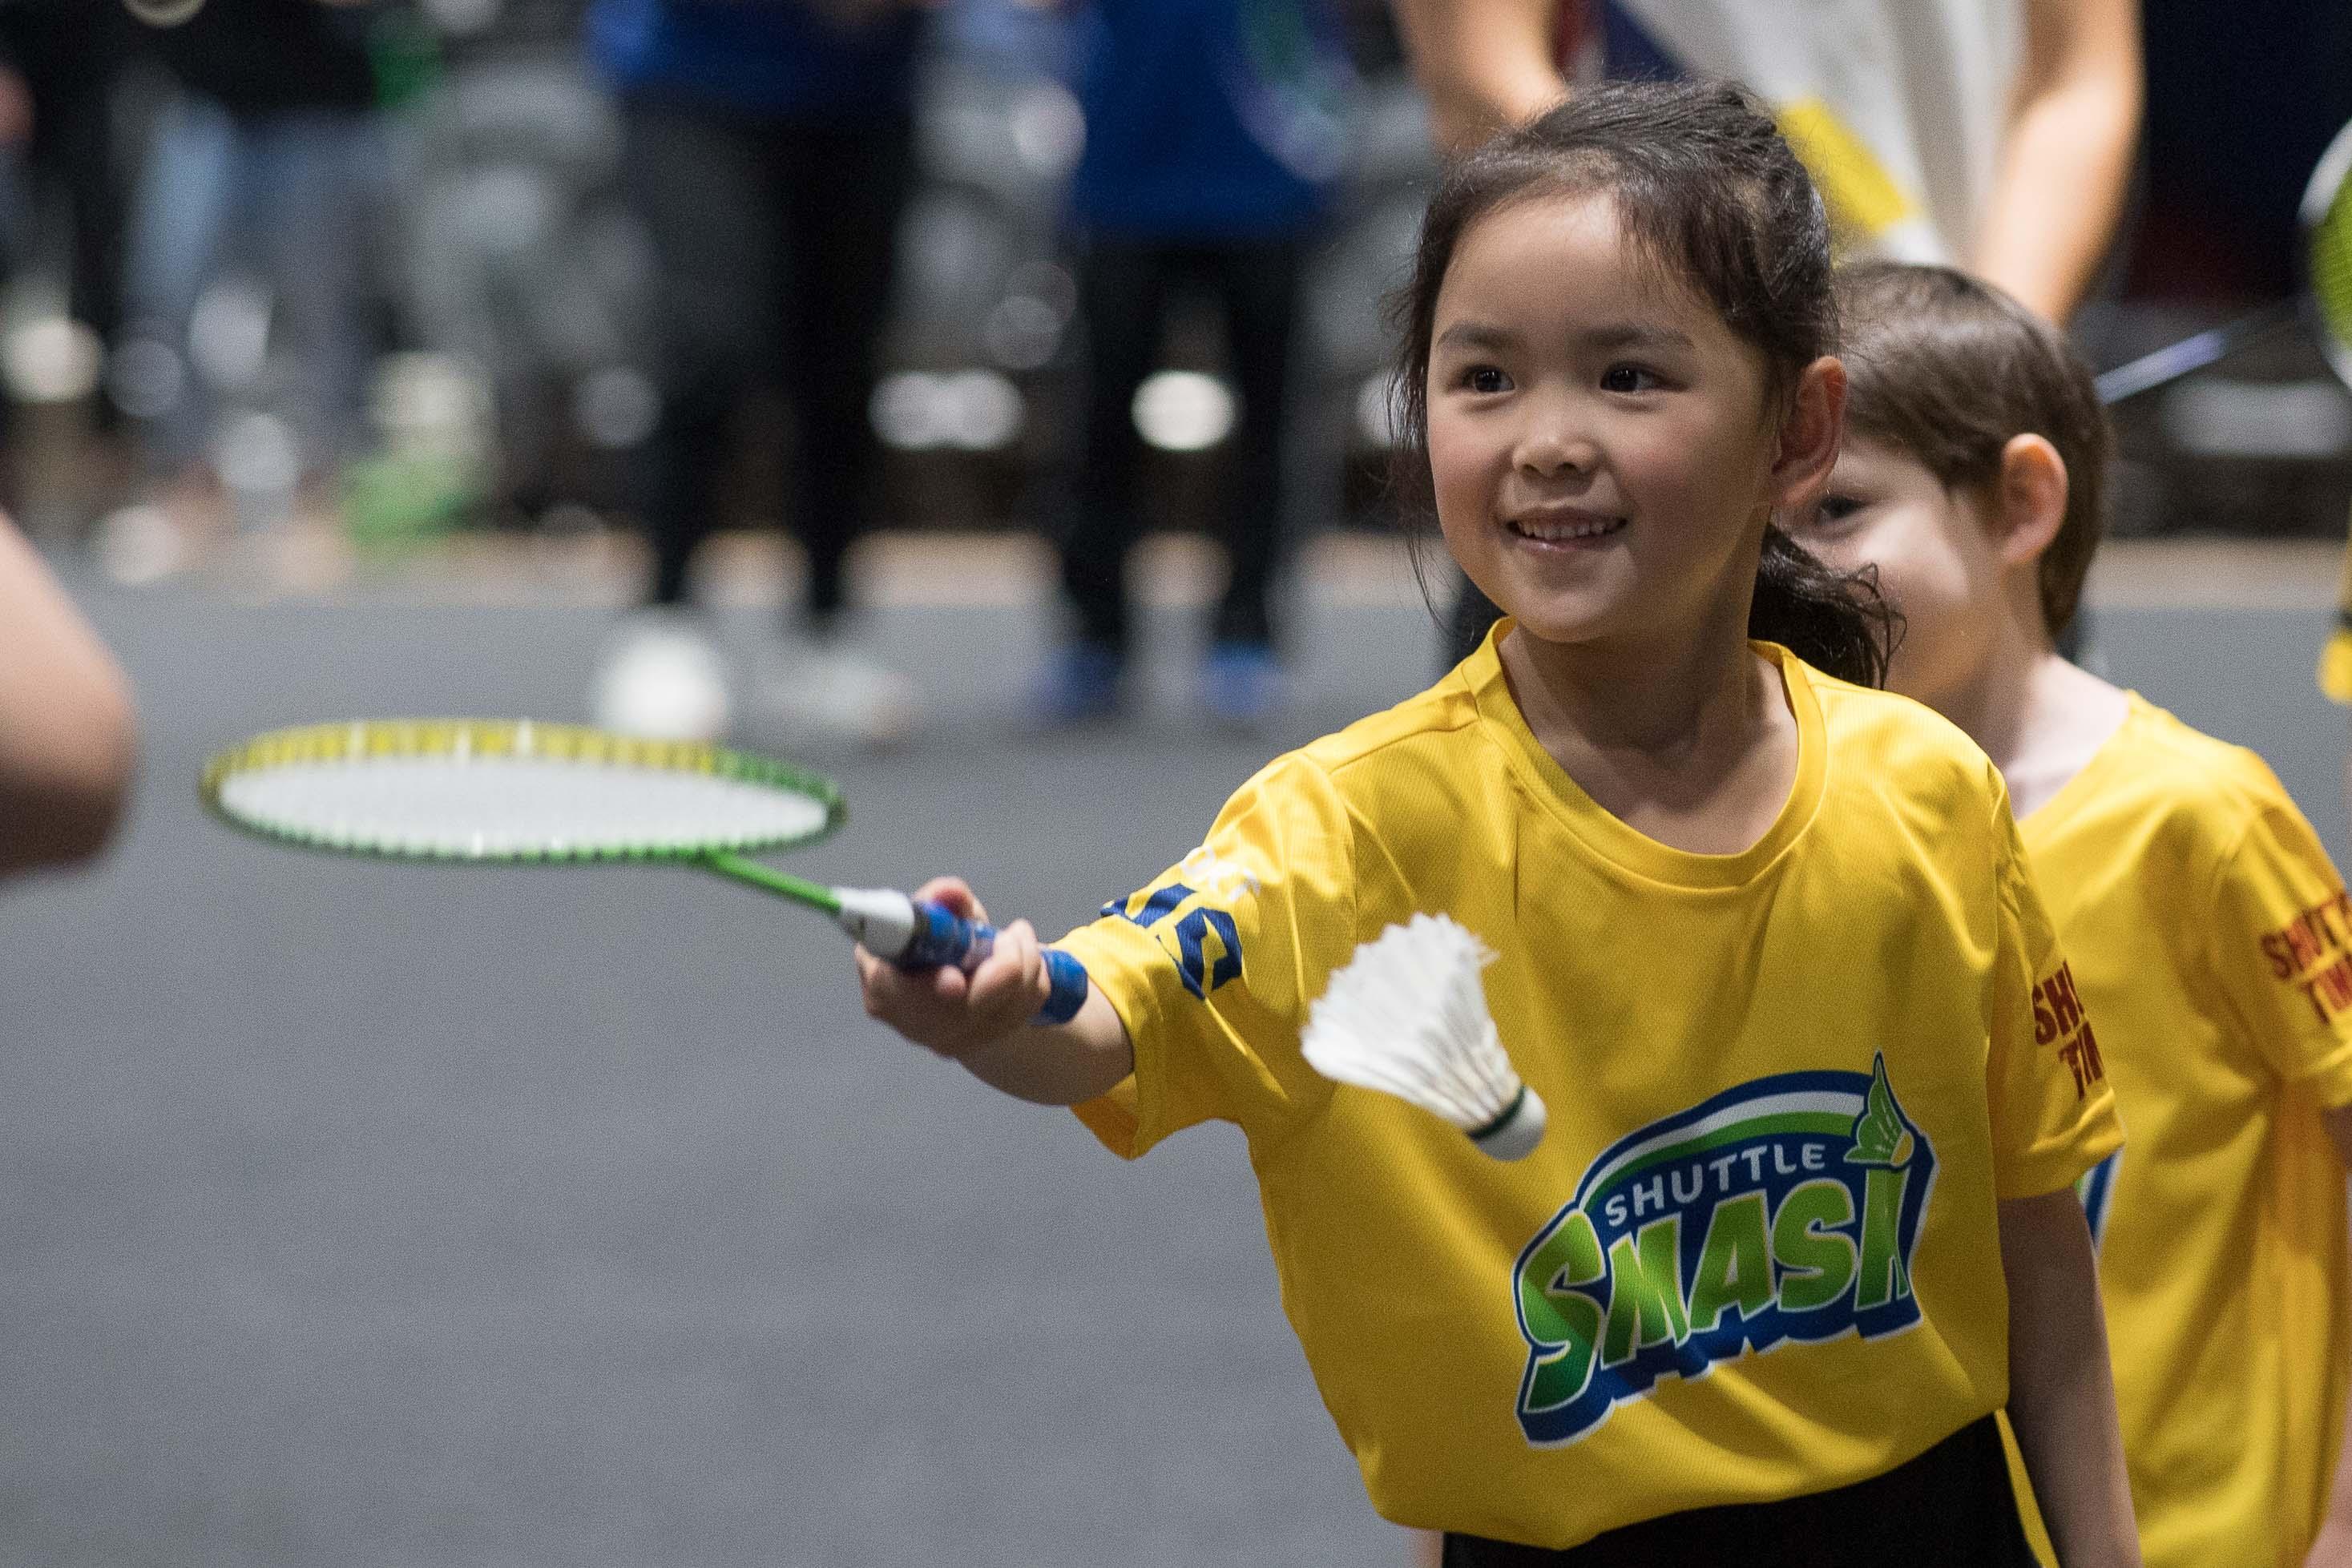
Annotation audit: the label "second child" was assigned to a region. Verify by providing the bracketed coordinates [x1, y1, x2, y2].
[1794, 260, 2352, 1567]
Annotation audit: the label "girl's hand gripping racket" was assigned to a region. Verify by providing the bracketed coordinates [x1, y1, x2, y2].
[735, 863, 1090, 1023]
[198, 719, 1090, 1025]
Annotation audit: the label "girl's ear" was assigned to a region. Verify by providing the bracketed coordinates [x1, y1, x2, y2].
[1769, 357, 1846, 517]
[1992, 434, 2068, 567]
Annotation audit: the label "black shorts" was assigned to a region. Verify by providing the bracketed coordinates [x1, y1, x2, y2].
[1442, 1414, 2035, 1566]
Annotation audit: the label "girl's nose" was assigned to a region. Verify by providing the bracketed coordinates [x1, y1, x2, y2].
[1514, 417, 1599, 478]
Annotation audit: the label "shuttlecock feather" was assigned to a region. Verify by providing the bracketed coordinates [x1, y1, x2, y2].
[1301, 913, 1546, 1161]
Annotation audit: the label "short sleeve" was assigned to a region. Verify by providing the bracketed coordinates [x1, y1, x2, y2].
[1056, 753, 1358, 1159]
[2208, 792, 2352, 1109]
[1985, 786, 2124, 1198]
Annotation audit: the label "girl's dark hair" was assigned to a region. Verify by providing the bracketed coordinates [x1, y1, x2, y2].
[1387, 78, 1894, 687]
[1835, 262, 2110, 639]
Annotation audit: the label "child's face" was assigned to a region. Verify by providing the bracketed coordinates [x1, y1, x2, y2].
[1424, 191, 1795, 651]
[1789, 437, 2003, 710]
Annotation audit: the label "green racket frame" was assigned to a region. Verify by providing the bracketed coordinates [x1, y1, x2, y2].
[198, 719, 1093, 1022]
[198, 718, 853, 912]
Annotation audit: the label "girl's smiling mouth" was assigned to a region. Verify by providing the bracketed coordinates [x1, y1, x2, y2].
[1505, 509, 1628, 546]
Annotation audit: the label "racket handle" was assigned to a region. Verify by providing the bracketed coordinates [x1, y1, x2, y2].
[836, 890, 1091, 1026]
[903, 902, 1092, 1025]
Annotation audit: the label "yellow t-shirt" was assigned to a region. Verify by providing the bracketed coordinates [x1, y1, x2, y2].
[2021, 695, 2352, 1568]
[1055, 635, 2121, 1550]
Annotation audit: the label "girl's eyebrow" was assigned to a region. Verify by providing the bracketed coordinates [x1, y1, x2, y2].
[1433, 320, 1696, 353]
[1433, 320, 1515, 353]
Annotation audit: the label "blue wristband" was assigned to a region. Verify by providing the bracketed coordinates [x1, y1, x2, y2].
[1036, 949, 1090, 1025]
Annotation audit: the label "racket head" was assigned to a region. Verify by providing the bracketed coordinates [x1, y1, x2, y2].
[200, 719, 845, 865]
[2303, 116, 2352, 389]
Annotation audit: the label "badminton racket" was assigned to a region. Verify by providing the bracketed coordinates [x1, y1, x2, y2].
[200, 719, 1091, 1024]
[2096, 115, 2352, 404]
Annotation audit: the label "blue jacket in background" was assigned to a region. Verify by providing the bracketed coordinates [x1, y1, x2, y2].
[586, 0, 923, 123]
[1067, 0, 1349, 241]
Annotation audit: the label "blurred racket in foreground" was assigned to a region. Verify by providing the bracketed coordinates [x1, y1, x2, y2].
[200, 720, 1089, 1022]
[2096, 115, 2352, 404]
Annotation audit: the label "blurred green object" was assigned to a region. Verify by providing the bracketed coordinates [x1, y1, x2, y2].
[2310, 117, 2352, 389]
[340, 450, 482, 555]
[345, 352, 496, 554]
[369, 10, 443, 111]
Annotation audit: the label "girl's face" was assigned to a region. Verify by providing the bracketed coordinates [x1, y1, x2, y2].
[1425, 191, 1816, 651]
[1788, 437, 2002, 711]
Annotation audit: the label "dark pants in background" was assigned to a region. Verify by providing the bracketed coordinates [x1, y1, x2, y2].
[0, 1, 128, 458]
[1063, 235, 1302, 656]
[621, 101, 915, 627]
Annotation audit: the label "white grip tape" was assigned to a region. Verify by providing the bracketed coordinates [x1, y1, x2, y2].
[834, 888, 918, 961]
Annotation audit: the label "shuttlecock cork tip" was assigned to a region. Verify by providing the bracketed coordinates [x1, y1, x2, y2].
[1467, 1082, 1547, 1161]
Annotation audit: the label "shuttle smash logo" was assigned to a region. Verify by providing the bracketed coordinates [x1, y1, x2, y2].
[1511, 1057, 1935, 1447]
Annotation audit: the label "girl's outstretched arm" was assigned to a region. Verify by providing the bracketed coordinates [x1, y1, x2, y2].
[856, 877, 1133, 1106]
[1999, 1188, 2140, 1567]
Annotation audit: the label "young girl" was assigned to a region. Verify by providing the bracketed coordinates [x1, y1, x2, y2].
[1792, 260, 2352, 1568]
[860, 82, 2137, 1563]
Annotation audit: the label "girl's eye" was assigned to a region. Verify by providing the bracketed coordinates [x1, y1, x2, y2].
[1461, 365, 1511, 394]
[1806, 494, 1866, 531]
[1600, 364, 1660, 393]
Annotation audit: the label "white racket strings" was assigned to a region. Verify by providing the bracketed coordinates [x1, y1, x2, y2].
[216, 756, 832, 859]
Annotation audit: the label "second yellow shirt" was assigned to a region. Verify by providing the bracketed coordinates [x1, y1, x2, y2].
[2024, 695, 2352, 1567]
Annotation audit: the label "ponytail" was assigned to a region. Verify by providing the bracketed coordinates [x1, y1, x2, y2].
[1747, 526, 1898, 687]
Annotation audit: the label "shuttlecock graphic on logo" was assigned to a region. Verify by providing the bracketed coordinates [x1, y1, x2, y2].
[1845, 1052, 1915, 1169]
[1301, 913, 1546, 1161]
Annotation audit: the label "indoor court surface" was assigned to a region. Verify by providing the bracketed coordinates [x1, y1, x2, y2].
[4, 551, 2344, 1566]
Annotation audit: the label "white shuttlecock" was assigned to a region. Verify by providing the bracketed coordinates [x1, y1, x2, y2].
[1301, 913, 1546, 1161]
[591, 611, 732, 743]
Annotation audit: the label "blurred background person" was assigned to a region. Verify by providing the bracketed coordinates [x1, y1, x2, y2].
[0, 0, 133, 521]
[110, 0, 392, 553]
[1393, 0, 2140, 328]
[1389, 0, 2144, 662]
[0, 513, 133, 877]
[1032, 0, 1352, 729]
[584, 0, 930, 748]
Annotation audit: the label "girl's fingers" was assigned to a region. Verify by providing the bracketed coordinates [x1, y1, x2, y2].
[857, 891, 1043, 1054]
[856, 946, 908, 1015]
[914, 876, 986, 925]
[966, 919, 1041, 1015]
[857, 945, 968, 1022]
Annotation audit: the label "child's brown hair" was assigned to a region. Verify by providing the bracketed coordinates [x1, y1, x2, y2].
[1834, 262, 2111, 639]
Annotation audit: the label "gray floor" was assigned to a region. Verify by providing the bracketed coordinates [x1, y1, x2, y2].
[3, 582, 2344, 1566]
